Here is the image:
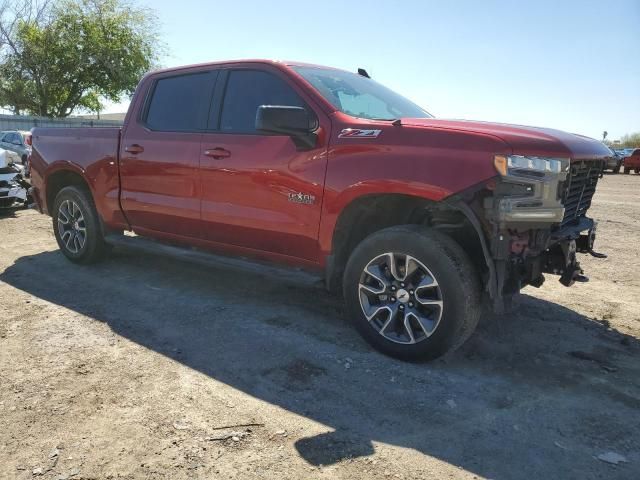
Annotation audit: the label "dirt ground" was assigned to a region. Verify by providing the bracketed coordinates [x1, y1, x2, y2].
[1, 174, 639, 480]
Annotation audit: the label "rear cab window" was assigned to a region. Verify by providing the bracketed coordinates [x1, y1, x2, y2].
[144, 72, 217, 132]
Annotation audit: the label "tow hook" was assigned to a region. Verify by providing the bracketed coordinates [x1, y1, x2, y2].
[588, 249, 607, 259]
[577, 226, 607, 258]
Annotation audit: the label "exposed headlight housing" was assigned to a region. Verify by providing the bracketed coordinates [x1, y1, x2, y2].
[489, 155, 571, 225]
[494, 155, 569, 177]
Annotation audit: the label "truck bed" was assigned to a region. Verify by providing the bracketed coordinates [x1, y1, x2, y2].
[30, 127, 123, 225]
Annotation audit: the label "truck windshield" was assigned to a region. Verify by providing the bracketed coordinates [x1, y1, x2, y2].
[292, 66, 432, 121]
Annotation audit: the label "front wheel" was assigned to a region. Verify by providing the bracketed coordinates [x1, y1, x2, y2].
[52, 186, 107, 264]
[343, 225, 481, 361]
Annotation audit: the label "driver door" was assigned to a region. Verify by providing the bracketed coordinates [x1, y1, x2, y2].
[199, 67, 329, 261]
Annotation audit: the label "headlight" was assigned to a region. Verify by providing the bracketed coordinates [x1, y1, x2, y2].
[490, 155, 571, 225]
[494, 155, 569, 177]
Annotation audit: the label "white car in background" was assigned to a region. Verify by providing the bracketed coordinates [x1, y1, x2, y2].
[0, 148, 30, 209]
[0, 130, 32, 164]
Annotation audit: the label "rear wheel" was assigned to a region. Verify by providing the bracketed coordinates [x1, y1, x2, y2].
[52, 186, 107, 264]
[343, 225, 481, 361]
[613, 165, 620, 174]
[624, 167, 631, 174]
[635, 168, 639, 174]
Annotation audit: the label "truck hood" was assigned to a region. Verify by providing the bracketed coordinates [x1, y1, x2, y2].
[400, 118, 609, 160]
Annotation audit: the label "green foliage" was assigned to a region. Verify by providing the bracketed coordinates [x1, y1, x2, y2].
[605, 132, 640, 149]
[617, 132, 640, 149]
[0, 0, 161, 117]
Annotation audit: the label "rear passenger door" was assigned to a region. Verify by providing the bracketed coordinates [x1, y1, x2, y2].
[119, 69, 217, 239]
[199, 67, 329, 261]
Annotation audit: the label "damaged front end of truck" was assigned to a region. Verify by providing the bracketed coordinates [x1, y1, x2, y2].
[458, 155, 606, 313]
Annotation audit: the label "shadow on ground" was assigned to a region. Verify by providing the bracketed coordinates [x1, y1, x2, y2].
[2, 246, 639, 479]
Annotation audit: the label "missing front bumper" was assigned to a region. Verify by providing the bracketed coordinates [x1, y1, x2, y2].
[542, 221, 605, 287]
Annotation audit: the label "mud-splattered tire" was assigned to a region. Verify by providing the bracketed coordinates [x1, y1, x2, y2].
[343, 225, 481, 361]
[52, 186, 107, 264]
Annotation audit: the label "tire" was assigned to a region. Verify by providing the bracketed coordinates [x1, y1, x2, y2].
[21, 154, 27, 165]
[343, 225, 481, 361]
[613, 166, 620, 174]
[635, 168, 639, 174]
[624, 167, 631, 174]
[52, 186, 107, 264]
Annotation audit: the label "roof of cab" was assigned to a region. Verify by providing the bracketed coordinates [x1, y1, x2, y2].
[146, 59, 347, 76]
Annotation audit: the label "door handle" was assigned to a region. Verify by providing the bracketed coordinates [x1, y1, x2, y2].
[204, 148, 231, 159]
[125, 144, 144, 154]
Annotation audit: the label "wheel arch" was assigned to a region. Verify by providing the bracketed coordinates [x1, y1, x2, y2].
[325, 192, 490, 296]
[45, 167, 92, 216]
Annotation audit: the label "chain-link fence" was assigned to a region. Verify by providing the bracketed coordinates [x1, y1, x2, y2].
[0, 114, 123, 132]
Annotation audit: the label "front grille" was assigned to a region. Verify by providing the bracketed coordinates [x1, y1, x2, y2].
[560, 159, 603, 228]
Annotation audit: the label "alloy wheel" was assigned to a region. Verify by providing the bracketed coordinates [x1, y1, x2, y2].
[57, 200, 87, 254]
[358, 252, 443, 344]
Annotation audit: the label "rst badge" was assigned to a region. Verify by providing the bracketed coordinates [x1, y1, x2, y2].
[288, 192, 316, 205]
[338, 128, 381, 138]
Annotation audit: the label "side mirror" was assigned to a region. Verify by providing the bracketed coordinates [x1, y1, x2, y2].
[256, 105, 318, 149]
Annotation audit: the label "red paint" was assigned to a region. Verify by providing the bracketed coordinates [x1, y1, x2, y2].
[625, 149, 640, 170]
[29, 60, 611, 271]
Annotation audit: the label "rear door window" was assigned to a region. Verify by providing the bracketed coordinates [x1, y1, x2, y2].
[145, 72, 216, 132]
[219, 70, 305, 133]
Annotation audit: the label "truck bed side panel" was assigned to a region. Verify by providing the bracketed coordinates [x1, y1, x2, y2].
[30, 127, 127, 229]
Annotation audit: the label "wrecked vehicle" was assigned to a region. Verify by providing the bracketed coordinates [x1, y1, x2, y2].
[29, 60, 610, 360]
[0, 149, 30, 209]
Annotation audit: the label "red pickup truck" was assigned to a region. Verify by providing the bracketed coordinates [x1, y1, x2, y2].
[29, 60, 610, 361]
[623, 148, 640, 174]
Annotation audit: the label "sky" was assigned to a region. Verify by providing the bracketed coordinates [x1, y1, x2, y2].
[105, 0, 640, 141]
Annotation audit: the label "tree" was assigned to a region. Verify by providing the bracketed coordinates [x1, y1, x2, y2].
[605, 132, 640, 149]
[618, 132, 640, 149]
[0, 0, 161, 117]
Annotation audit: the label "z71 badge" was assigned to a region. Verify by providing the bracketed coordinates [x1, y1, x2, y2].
[338, 128, 381, 138]
[288, 192, 316, 205]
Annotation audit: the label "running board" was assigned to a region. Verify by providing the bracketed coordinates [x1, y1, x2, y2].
[104, 233, 323, 288]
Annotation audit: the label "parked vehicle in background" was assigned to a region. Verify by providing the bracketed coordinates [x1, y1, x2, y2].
[0, 148, 30, 209]
[0, 133, 21, 164]
[29, 60, 611, 361]
[623, 148, 640, 174]
[603, 146, 624, 173]
[0, 130, 32, 165]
